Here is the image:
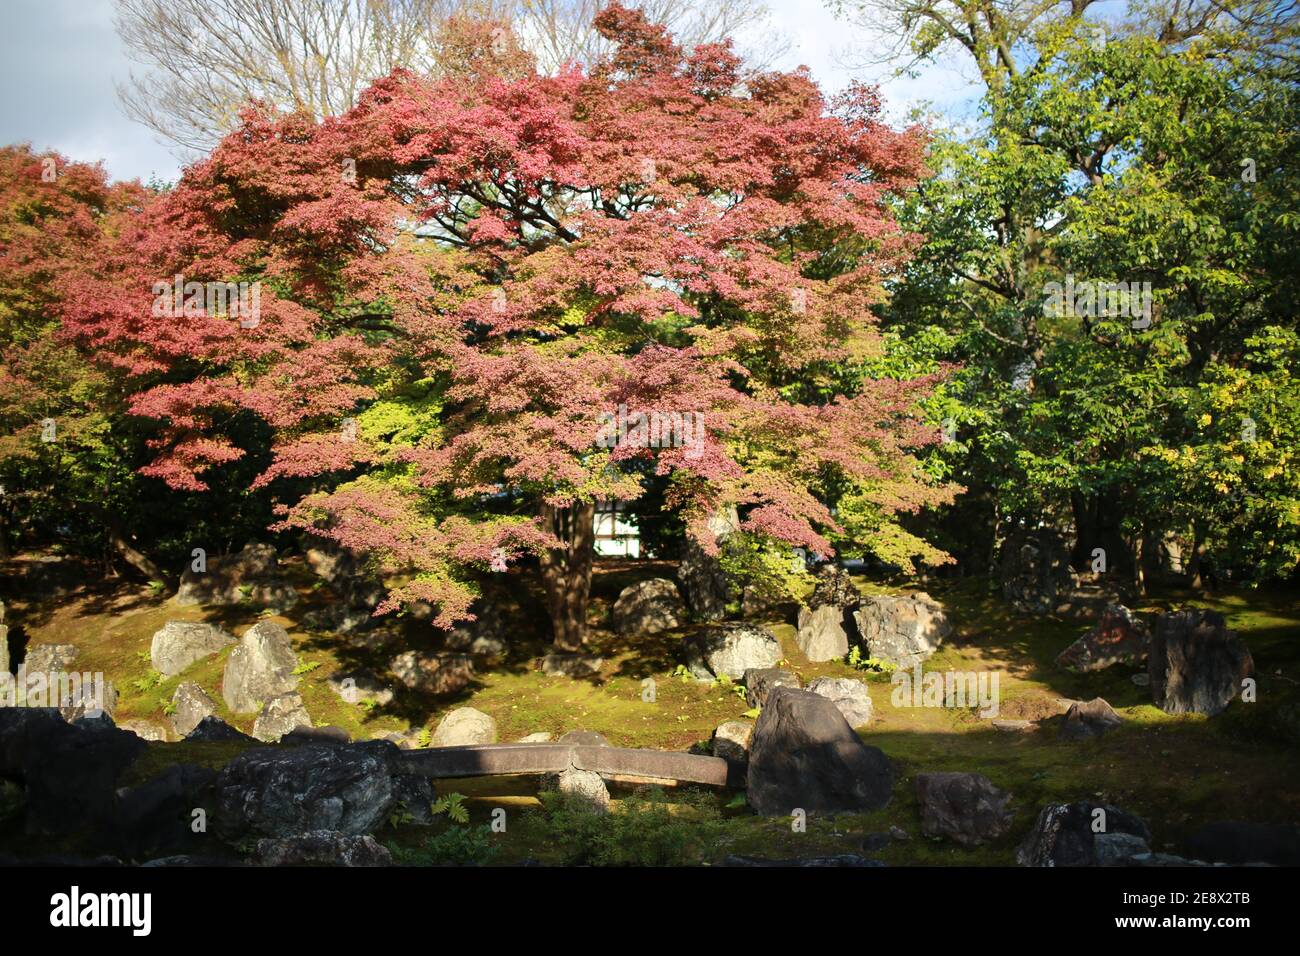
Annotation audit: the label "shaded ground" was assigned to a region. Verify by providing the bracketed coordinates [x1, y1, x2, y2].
[2, 552, 1297, 865]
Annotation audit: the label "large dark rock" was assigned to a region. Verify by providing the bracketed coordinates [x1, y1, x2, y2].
[184, 715, 256, 743]
[1148, 609, 1254, 715]
[722, 854, 883, 867]
[611, 578, 686, 636]
[1000, 529, 1074, 614]
[114, 764, 219, 860]
[1016, 802, 1152, 866]
[684, 622, 783, 682]
[0, 707, 146, 838]
[253, 830, 393, 866]
[214, 741, 397, 839]
[1056, 605, 1149, 673]
[746, 686, 893, 816]
[853, 592, 951, 668]
[914, 772, 1014, 847]
[1185, 821, 1300, 866]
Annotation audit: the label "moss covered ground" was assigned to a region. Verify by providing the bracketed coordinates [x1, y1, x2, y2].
[3, 553, 1297, 865]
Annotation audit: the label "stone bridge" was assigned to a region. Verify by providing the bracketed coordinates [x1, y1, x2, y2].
[398, 742, 743, 789]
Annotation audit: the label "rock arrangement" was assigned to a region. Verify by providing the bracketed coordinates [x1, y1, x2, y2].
[170, 682, 218, 736]
[1148, 608, 1254, 715]
[389, 649, 475, 694]
[176, 542, 298, 612]
[675, 510, 740, 620]
[795, 604, 853, 662]
[794, 565, 860, 662]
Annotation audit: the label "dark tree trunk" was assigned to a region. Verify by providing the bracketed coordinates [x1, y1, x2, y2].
[108, 526, 170, 588]
[1070, 491, 1134, 579]
[537, 500, 595, 651]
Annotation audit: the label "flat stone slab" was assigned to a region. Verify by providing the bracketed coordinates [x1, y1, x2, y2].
[398, 743, 738, 788]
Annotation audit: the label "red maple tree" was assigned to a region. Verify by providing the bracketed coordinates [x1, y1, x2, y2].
[61, 6, 955, 649]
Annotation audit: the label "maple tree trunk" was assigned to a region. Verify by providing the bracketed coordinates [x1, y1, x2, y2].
[537, 500, 595, 652]
[108, 526, 170, 588]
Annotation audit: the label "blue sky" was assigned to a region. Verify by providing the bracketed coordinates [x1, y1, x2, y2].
[0, 0, 980, 184]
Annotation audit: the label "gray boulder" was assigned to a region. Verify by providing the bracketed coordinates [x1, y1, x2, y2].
[684, 622, 783, 682]
[222, 621, 299, 713]
[251, 692, 313, 742]
[854, 592, 951, 668]
[430, 707, 497, 747]
[328, 669, 394, 706]
[743, 667, 800, 708]
[611, 578, 686, 636]
[540, 652, 603, 679]
[170, 681, 217, 737]
[57, 679, 118, 722]
[253, 830, 392, 866]
[1060, 697, 1124, 741]
[22, 642, 78, 675]
[1149, 609, 1254, 715]
[806, 676, 874, 728]
[915, 772, 1014, 847]
[150, 621, 235, 677]
[540, 766, 610, 813]
[390, 650, 474, 694]
[118, 720, 173, 742]
[711, 720, 754, 765]
[1056, 605, 1149, 673]
[215, 741, 397, 838]
[795, 604, 852, 662]
[746, 686, 893, 816]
